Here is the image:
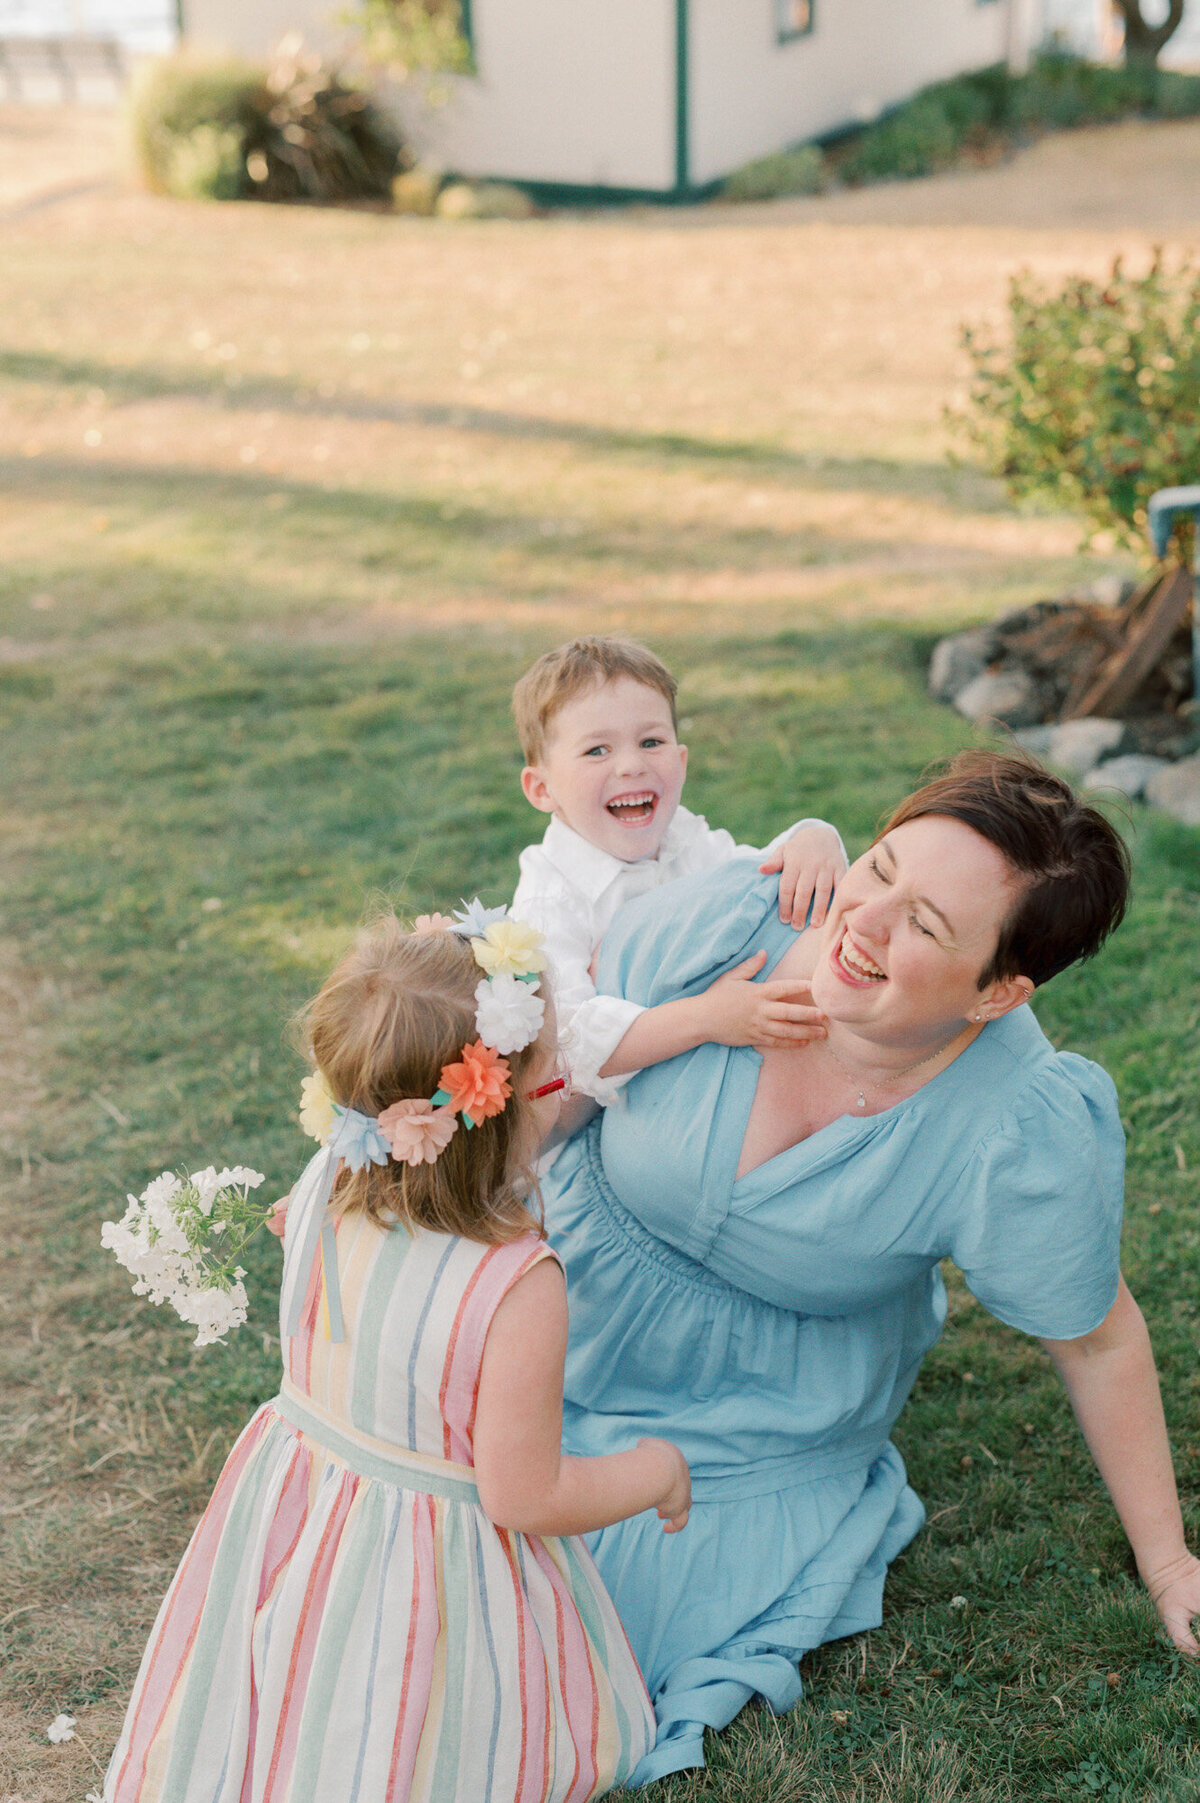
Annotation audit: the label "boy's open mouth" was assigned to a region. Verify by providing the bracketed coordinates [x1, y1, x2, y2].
[606, 792, 658, 824]
[834, 929, 887, 984]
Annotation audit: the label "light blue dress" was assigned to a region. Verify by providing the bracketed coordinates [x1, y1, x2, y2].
[541, 862, 1125, 1787]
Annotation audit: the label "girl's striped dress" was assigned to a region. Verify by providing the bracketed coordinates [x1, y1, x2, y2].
[103, 1212, 656, 1802]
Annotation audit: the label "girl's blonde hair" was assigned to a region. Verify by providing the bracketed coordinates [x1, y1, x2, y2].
[296, 914, 547, 1244]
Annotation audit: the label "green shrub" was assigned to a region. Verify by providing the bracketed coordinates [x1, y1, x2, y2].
[128, 47, 402, 204]
[720, 144, 827, 202]
[919, 67, 1003, 136]
[165, 123, 246, 201]
[1011, 50, 1144, 129]
[960, 253, 1200, 545]
[128, 55, 262, 197]
[831, 52, 1200, 192]
[1155, 68, 1200, 118]
[347, 0, 472, 80]
[838, 94, 962, 183]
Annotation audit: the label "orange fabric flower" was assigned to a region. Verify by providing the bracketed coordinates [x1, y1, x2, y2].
[436, 1040, 512, 1127]
[377, 1099, 459, 1166]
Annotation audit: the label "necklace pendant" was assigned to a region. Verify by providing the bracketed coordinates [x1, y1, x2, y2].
[857, 1089, 866, 1110]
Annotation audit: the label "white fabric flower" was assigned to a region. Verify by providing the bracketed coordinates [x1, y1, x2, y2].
[47, 1713, 76, 1742]
[473, 972, 546, 1054]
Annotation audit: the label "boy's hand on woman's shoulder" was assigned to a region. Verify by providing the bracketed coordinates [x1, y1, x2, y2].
[702, 952, 827, 1052]
[760, 823, 848, 931]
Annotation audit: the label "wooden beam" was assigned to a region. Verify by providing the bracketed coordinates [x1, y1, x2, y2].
[1066, 563, 1193, 720]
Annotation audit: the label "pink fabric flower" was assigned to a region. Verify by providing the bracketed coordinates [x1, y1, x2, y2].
[436, 1040, 512, 1126]
[412, 913, 457, 936]
[377, 1099, 459, 1166]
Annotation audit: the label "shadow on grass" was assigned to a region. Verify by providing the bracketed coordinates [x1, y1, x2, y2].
[0, 454, 1041, 632]
[0, 345, 1004, 508]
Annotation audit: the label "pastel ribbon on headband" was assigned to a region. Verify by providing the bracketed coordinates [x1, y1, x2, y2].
[279, 1105, 390, 1345]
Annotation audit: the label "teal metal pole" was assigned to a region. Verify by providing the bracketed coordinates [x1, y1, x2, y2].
[674, 0, 689, 196]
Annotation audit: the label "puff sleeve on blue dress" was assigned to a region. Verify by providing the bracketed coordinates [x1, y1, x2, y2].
[540, 862, 1125, 1787]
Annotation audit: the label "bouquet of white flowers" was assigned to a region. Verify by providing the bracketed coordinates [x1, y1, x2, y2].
[101, 1165, 271, 1347]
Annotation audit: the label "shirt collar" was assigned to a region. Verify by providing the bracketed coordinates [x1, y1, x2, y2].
[539, 813, 661, 900]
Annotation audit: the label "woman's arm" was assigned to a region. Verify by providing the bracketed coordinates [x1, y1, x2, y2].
[473, 1259, 691, 1537]
[1040, 1275, 1200, 1652]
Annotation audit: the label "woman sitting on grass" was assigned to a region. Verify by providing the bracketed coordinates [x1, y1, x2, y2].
[543, 750, 1200, 1787]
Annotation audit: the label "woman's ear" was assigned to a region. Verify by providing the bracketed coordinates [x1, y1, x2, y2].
[521, 766, 556, 815]
[971, 974, 1035, 1024]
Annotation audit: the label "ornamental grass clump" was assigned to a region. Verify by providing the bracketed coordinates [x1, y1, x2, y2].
[959, 253, 1200, 546]
[247, 40, 402, 203]
[128, 42, 402, 204]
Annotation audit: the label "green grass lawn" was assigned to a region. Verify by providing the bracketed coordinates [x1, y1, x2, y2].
[1, 166, 1199, 1801]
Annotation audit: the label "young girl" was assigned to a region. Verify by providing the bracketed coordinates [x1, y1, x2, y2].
[103, 907, 689, 1803]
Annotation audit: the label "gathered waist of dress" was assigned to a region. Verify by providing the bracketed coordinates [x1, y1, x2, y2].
[685, 1427, 891, 1501]
[274, 1379, 482, 1504]
[574, 1123, 742, 1299]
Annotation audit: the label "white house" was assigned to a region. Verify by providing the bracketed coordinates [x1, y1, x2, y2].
[173, 0, 1195, 198]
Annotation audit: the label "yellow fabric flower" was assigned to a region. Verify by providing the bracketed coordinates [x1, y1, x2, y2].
[299, 1071, 336, 1143]
[471, 918, 547, 980]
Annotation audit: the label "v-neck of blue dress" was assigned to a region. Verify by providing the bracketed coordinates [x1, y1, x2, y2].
[581, 861, 1122, 1335]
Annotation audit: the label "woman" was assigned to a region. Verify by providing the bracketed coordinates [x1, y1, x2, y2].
[542, 752, 1200, 1787]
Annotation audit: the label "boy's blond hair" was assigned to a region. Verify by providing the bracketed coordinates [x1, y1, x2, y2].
[512, 636, 678, 765]
[295, 914, 545, 1244]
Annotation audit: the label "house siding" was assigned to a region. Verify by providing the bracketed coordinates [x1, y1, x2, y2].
[687, 0, 1013, 186]
[400, 0, 676, 190]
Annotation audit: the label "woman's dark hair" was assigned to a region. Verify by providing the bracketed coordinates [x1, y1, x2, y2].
[878, 751, 1131, 989]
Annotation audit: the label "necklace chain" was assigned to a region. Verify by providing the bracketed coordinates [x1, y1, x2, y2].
[824, 1031, 968, 1111]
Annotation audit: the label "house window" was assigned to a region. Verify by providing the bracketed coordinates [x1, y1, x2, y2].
[776, 0, 814, 42]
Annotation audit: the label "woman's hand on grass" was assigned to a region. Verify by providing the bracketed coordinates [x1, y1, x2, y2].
[1145, 1550, 1200, 1654]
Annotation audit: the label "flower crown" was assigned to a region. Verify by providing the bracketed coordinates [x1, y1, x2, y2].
[299, 900, 548, 1170]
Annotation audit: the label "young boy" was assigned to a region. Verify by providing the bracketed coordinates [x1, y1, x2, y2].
[511, 636, 845, 1103]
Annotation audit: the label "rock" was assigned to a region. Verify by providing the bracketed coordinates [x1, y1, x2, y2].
[1044, 717, 1125, 777]
[1059, 575, 1137, 609]
[1087, 574, 1138, 609]
[1083, 754, 1171, 799]
[928, 628, 992, 703]
[1146, 755, 1200, 826]
[392, 165, 443, 214]
[952, 668, 1040, 727]
[436, 180, 535, 220]
[1013, 725, 1054, 756]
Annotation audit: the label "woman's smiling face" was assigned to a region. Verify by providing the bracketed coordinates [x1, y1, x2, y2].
[809, 815, 1032, 1043]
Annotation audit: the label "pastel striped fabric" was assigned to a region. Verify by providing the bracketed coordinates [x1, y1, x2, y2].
[104, 1215, 655, 1802]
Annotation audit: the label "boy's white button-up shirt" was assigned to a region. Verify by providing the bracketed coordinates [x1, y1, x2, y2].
[512, 806, 839, 1103]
